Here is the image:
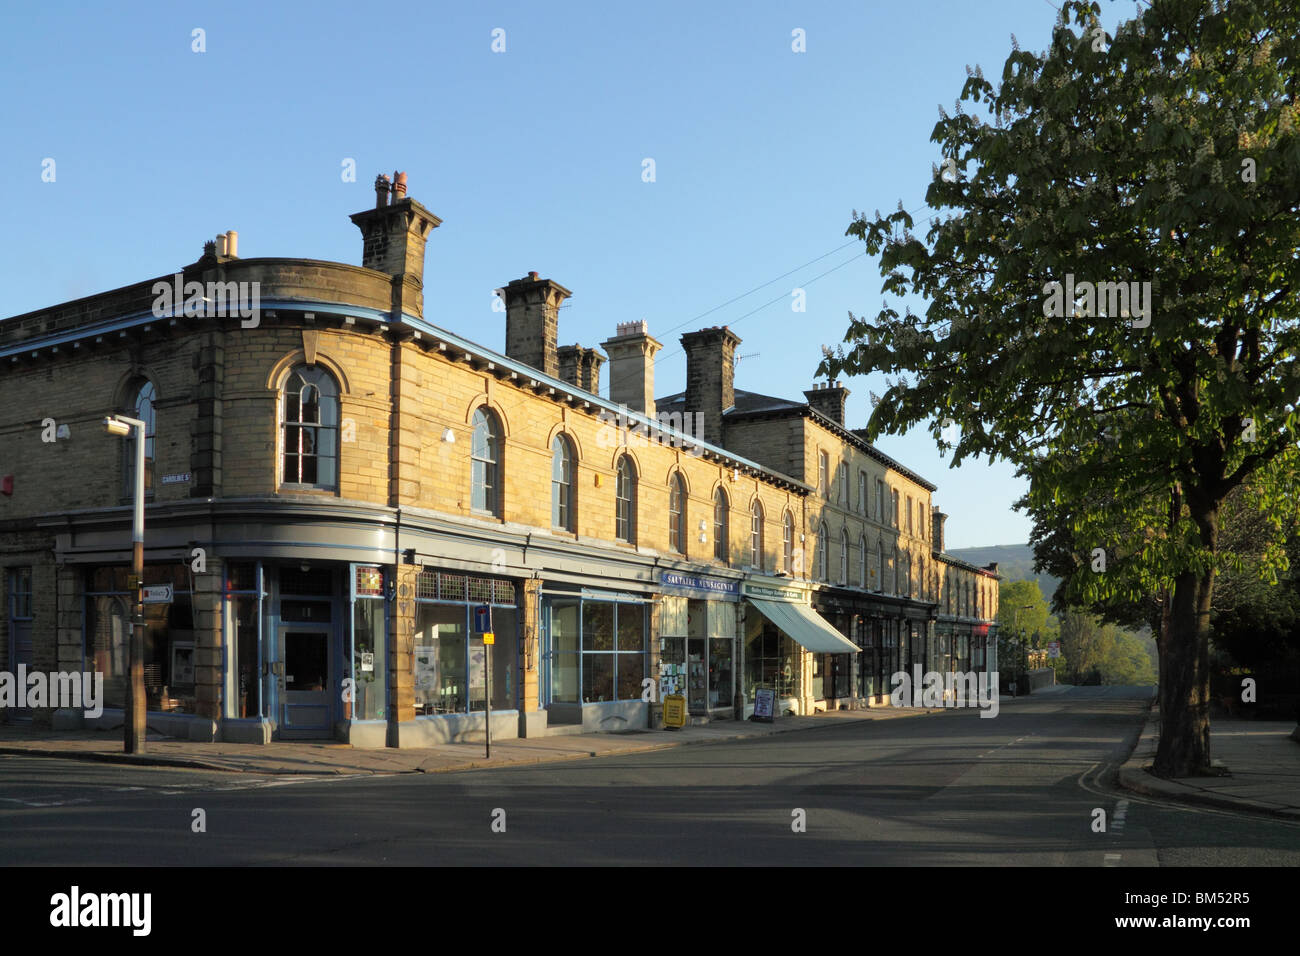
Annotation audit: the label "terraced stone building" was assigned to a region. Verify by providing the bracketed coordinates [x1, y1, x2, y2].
[0, 174, 999, 746]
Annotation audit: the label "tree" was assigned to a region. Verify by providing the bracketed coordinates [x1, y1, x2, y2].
[821, 0, 1300, 776]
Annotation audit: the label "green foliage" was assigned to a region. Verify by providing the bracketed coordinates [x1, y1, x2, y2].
[819, 0, 1300, 768]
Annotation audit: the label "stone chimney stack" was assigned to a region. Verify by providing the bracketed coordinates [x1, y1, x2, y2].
[933, 509, 947, 553]
[803, 380, 851, 427]
[349, 171, 441, 317]
[558, 344, 606, 394]
[680, 326, 741, 447]
[601, 320, 662, 416]
[502, 272, 571, 378]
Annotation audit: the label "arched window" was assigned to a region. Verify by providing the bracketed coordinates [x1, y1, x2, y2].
[817, 523, 829, 581]
[859, 535, 868, 588]
[551, 435, 574, 531]
[839, 529, 848, 585]
[783, 511, 794, 572]
[281, 366, 339, 489]
[713, 488, 729, 563]
[616, 456, 637, 543]
[751, 500, 765, 570]
[123, 379, 156, 496]
[669, 474, 687, 554]
[470, 407, 501, 515]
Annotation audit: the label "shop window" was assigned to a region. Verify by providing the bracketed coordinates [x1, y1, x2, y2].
[744, 613, 797, 700]
[352, 567, 387, 720]
[751, 500, 765, 570]
[669, 473, 687, 554]
[615, 456, 637, 543]
[470, 407, 501, 516]
[551, 435, 574, 531]
[225, 563, 261, 720]
[85, 565, 197, 714]
[121, 379, 156, 498]
[713, 488, 729, 563]
[281, 365, 339, 489]
[545, 598, 645, 704]
[414, 570, 518, 716]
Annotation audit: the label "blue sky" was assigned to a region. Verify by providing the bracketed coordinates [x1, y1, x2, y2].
[0, 0, 1147, 549]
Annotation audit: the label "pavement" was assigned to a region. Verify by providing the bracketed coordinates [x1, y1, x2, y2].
[0, 705, 940, 777]
[1117, 700, 1300, 820]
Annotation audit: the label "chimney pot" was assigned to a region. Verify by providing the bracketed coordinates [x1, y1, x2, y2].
[216, 234, 228, 256]
[226, 230, 238, 257]
[374, 173, 391, 208]
[393, 171, 407, 199]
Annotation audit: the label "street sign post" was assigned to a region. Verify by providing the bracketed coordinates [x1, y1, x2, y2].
[474, 604, 492, 758]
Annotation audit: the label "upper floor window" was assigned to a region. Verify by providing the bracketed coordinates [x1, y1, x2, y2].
[857, 472, 867, 514]
[616, 456, 637, 543]
[859, 536, 868, 588]
[906, 496, 914, 534]
[551, 435, 574, 531]
[783, 511, 794, 573]
[750, 500, 765, 570]
[893, 546, 900, 594]
[876, 479, 885, 522]
[281, 366, 338, 489]
[838, 463, 848, 505]
[7, 567, 33, 620]
[838, 528, 848, 585]
[669, 473, 687, 554]
[892, 489, 900, 528]
[713, 488, 729, 563]
[876, 541, 885, 592]
[819, 451, 829, 497]
[123, 379, 157, 496]
[817, 523, 829, 581]
[470, 407, 501, 515]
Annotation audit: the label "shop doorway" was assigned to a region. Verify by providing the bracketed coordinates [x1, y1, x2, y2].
[277, 627, 332, 737]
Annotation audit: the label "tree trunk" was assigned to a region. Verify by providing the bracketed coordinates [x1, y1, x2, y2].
[1153, 489, 1219, 777]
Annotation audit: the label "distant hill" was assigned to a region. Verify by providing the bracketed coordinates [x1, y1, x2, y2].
[947, 543, 1061, 599]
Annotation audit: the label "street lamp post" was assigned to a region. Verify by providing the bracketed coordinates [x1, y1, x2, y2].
[104, 414, 147, 753]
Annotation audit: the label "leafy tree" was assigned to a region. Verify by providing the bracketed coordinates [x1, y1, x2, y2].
[821, 0, 1300, 775]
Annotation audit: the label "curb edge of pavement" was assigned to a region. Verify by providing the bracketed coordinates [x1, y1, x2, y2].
[0, 708, 935, 777]
[1114, 704, 1300, 821]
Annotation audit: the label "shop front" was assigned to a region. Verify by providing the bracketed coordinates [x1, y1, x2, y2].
[80, 558, 391, 746]
[656, 571, 742, 722]
[540, 585, 651, 732]
[741, 580, 858, 717]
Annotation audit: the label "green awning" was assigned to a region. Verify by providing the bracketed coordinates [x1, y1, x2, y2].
[747, 598, 859, 654]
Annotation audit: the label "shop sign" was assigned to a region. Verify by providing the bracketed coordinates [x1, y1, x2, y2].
[663, 694, 687, 729]
[741, 581, 805, 603]
[752, 687, 776, 722]
[660, 571, 740, 599]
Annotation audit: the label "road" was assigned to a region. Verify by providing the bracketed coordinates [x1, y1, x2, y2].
[2, 686, 1297, 865]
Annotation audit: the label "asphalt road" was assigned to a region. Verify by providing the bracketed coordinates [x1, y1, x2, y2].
[2, 686, 1298, 865]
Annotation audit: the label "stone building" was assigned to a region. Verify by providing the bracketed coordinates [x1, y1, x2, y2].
[0, 174, 998, 746]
